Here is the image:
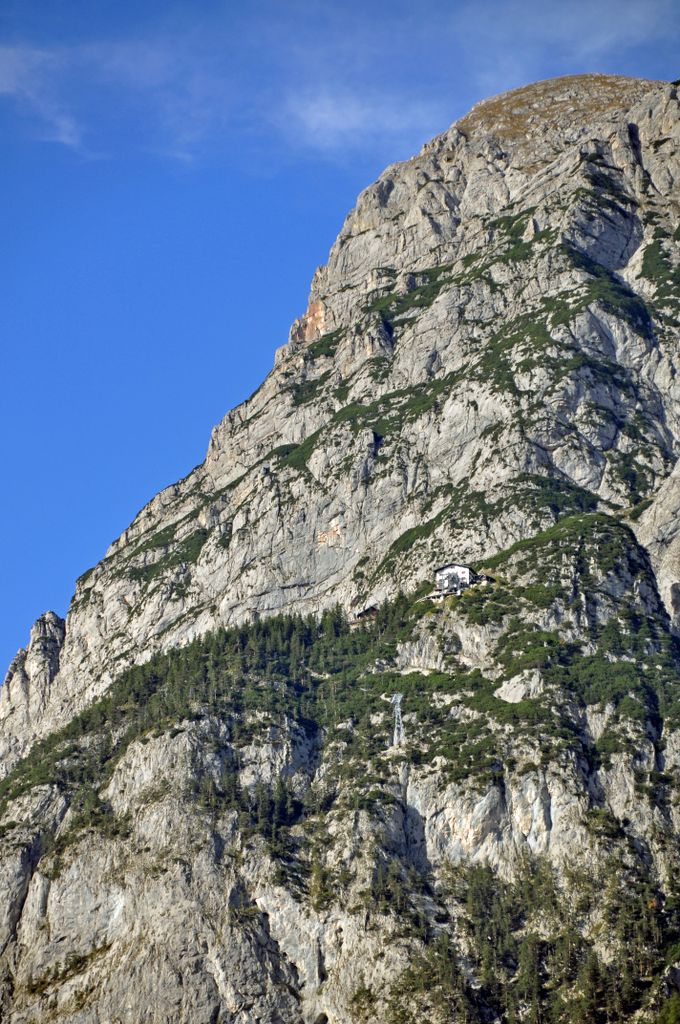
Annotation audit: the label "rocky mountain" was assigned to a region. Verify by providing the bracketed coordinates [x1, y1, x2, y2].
[2, 72, 680, 1022]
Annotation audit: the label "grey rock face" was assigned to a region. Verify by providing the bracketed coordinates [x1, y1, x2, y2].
[2, 72, 680, 1023]
[5, 74, 680, 774]
[1, 613, 65, 768]
[634, 459, 680, 628]
[0, 526, 675, 1022]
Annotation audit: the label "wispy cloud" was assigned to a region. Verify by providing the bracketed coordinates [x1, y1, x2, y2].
[0, 0, 679, 164]
[528, 0, 672, 59]
[82, 39, 238, 158]
[0, 36, 237, 158]
[280, 89, 446, 154]
[453, 0, 677, 95]
[0, 44, 83, 147]
[0, 30, 443, 163]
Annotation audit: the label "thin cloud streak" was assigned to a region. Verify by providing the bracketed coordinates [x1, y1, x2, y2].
[0, 37, 237, 156]
[0, 44, 84, 148]
[280, 89, 447, 154]
[0, 0, 679, 163]
[453, 0, 676, 94]
[0, 33, 445, 161]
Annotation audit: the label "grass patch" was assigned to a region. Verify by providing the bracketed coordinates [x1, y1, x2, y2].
[128, 528, 209, 583]
[305, 328, 345, 360]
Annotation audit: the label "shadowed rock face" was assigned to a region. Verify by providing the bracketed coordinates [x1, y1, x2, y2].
[2, 73, 680, 1023]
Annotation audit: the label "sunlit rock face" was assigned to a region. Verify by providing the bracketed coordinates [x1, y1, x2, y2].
[2, 73, 680, 1023]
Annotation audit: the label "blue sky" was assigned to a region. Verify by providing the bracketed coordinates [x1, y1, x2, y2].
[2, 0, 679, 673]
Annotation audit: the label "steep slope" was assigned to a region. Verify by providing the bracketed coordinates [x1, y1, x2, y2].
[2, 515, 680, 1022]
[2, 71, 680, 1022]
[5, 73, 680, 774]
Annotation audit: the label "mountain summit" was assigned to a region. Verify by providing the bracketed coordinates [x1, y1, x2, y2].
[2, 73, 680, 1022]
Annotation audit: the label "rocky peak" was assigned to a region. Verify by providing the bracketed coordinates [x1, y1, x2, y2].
[1, 612, 65, 766]
[455, 72, 663, 151]
[305, 74, 670, 333]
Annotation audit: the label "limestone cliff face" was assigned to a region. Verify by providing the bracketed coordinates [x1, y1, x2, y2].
[0, 614, 65, 769]
[3, 73, 680, 1023]
[4, 73, 680, 770]
[2, 515, 679, 1023]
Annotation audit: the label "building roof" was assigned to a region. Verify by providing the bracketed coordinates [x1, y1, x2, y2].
[433, 562, 474, 573]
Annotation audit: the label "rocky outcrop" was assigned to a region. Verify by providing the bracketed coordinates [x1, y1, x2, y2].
[0, 613, 65, 768]
[634, 459, 680, 629]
